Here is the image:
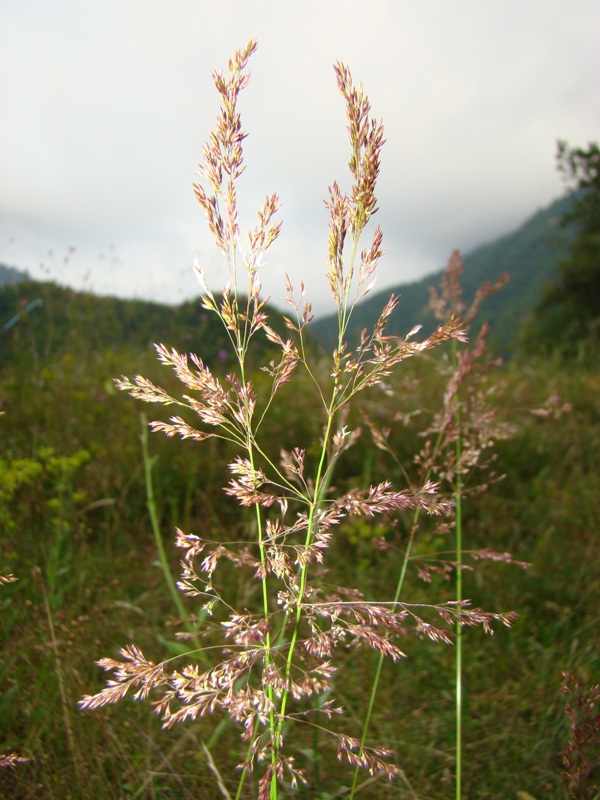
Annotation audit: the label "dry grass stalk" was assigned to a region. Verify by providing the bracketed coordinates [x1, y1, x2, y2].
[0, 573, 29, 770]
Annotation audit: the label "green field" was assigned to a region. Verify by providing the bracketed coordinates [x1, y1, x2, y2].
[1, 279, 598, 798]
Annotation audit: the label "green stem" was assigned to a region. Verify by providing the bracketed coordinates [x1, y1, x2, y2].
[348, 511, 420, 799]
[451, 337, 463, 800]
[141, 415, 191, 624]
[454, 428, 463, 800]
[349, 378, 455, 798]
[234, 359, 278, 800]
[39, 572, 82, 783]
[271, 403, 338, 797]
[140, 414, 209, 661]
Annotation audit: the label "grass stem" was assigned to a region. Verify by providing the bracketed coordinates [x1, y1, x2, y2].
[452, 338, 463, 800]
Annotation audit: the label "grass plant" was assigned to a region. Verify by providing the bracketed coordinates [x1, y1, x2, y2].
[79, 42, 521, 798]
[1, 40, 598, 800]
[1, 298, 598, 798]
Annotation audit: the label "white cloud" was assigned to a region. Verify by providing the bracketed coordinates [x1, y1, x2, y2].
[1, 0, 599, 314]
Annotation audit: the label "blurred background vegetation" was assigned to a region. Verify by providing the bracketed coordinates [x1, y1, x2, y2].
[0, 142, 598, 798]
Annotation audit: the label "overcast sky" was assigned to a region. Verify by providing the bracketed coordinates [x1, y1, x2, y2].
[1, 0, 598, 316]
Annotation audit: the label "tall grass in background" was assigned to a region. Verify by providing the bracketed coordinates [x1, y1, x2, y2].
[2, 40, 598, 800]
[78, 42, 528, 799]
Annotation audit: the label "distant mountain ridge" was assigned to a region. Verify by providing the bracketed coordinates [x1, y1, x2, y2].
[2, 193, 575, 358]
[0, 279, 293, 369]
[0, 263, 27, 286]
[310, 193, 576, 355]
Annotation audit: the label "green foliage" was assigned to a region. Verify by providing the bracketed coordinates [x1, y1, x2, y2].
[1, 327, 599, 797]
[557, 140, 600, 233]
[1, 446, 91, 608]
[0, 280, 294, 370]
[0, 457, 44, 533]
[525, 141, 600, 359]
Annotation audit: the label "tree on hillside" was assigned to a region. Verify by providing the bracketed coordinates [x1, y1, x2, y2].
[530, 140, 600, 355]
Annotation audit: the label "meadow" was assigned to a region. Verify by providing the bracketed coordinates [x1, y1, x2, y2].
[1, 42, 599, 800]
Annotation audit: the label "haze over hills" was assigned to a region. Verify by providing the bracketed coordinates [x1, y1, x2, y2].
[2, 192, 575, 357]
[310, 192, 576, 355]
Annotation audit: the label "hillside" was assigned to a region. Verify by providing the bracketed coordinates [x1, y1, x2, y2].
[1, 200, 598, 800]
[310, 193, 576, 354]
[1, 193, 575, 361]
[0, 280, 291, 367]
[0, 262, 27, 287]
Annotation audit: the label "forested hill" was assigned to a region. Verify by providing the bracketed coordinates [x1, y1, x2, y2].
[0, 280, 290, 368]
[1, 193, 576, 360]
[310, 193, 576, 355]
[0, 262, 27, 286]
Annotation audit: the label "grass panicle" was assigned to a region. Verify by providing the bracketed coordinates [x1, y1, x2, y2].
[2, 35, 594, 800]
[77, 42, 530, 800]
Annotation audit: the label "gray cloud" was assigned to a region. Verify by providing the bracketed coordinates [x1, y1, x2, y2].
[1, 0, 598, 314]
